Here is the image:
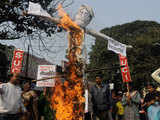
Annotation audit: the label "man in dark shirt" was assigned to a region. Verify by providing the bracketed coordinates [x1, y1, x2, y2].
[144, 84, 157, 107]
[90, 76, 111, 120]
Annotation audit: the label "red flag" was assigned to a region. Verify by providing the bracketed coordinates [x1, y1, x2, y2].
[119, 54, 131, 82]
[11, 49, 24, 73]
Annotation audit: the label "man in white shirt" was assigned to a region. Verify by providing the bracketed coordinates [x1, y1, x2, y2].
[0, 73, 26, 120]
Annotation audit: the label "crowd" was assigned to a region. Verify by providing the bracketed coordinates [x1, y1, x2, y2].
[0, 73, 160, 120]
[85, 76, 160, 120]
[0, 73, 53, 120]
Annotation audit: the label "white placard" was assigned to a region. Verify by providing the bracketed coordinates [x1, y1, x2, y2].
[84, 89, 88, 113]
[28, 2, 51, 17]
[36, 65, 55, 87]
[108, 39, 126, 56]
[151, 68, 160, 83]
[109, 83, 114, 90]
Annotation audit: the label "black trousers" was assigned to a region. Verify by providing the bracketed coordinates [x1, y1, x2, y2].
[117, 115, 124, 120]
[93, 110, 109, 120]
[0, 114, 20, 120]
[85, 112, 92, 120]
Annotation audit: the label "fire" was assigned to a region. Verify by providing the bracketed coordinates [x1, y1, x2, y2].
[52, 4, 85, 120]
[57, 4, 81, 32]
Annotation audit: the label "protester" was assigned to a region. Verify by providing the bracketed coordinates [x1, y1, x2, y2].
[0, 73, 27, 120]
[90, 76, 111, 120]
[116, 91, 124, 120]
[21, 82, 39, 120]
[155, 90, 160, 103]
[139, 98, 147, 120]
[111, 90, 118, 120]
[147, 93, 160, 120]
[122, 82, 141, 120]
[38, 88, 54, 120]
[144, 83, 157, 108]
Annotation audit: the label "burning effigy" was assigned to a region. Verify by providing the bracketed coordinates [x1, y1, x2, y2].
[51, 4, 94, 120]
[26, 2, 131, 120]
[26, 2, 94, 119]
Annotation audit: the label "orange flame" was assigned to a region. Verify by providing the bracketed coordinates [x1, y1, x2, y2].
[52, 4, 85, 120]
[57, 4, 81, 32]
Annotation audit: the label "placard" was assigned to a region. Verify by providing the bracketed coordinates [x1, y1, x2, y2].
[36, 65, 55, 87]
[108, 39, 126, 56]
[119, 54, 131, 82]
[11, 49, 24, 73]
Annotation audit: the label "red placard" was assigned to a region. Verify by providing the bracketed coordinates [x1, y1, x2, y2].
[119, 54, 131, 82]
[11, 49, 24, 73]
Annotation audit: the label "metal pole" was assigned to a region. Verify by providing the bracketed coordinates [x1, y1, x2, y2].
[25, 45, 30, 77]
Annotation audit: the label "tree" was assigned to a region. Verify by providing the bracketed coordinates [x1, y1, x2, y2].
[0, 0, 73, 40]
[88, 20, 160, 90]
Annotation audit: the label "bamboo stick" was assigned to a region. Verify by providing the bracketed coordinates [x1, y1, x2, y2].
[26, 13, 132, 48]
[31, 75, 64, 82]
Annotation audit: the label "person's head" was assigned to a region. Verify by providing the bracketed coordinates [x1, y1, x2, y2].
[111, 90, 117, 99]
[117, 91, 123, 100]
[96, 76, 102, 85]
[147, 83, 155, 93]
[9, 73, 21, 85]
[85, 83, 92, 91]
[23, 82, 31, 92]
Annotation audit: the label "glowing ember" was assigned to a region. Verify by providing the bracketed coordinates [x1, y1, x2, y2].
[52, 4, 85, 120]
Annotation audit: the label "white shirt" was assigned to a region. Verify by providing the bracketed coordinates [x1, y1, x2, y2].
[0, 82, 26, 114]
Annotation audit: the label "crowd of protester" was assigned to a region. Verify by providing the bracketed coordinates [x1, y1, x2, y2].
[85, 76, 160, 120]
[0, 73, 160, 120]
[0, 73, 53, 120]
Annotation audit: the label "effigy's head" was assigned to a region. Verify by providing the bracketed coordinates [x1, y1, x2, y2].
[74, 5, 94, 28]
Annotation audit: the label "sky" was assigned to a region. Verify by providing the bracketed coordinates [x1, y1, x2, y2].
[0, 0, 160, 65]
[70, 0, 160, 30]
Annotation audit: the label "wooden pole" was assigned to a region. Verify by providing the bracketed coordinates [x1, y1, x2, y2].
[31, 75, 64, 82]
[126, 82, 131, 106]
[26, 13, 132, 48]
[126, 82, 130, 95]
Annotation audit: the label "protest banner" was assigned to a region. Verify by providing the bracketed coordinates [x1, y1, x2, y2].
[108, 39, 126, 56]
[119, 54, 131, 82]
[36, 65, 55, 87]
[151, 68, 160, 83]
[11, 49, 24, 73]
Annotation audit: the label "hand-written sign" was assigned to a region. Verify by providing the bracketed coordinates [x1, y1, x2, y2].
[36, 65, 55, 87]
[108, 39, 126, 57]
[119, 54, 131, 82]
[28, 2, 51, 17]
[11, 49, 24, 73]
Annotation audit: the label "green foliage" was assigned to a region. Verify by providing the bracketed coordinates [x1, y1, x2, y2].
[0, 0, 67, 39]
[88, 20, 160, 90]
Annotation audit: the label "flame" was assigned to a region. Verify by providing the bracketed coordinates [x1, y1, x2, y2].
[57, 4, 81, 32]
[52, 4, 85, 120]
